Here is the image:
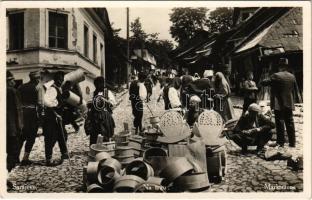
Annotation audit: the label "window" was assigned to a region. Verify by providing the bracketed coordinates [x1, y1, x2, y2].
[9, 12, 24, 50]
[100, 43, 104, 68]
[93, 34, 97, 63]
[83, 24, 89, 57]
[49, 12, 68, 49]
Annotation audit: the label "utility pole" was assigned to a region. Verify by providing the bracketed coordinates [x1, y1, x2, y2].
[126, 7, 130, 89]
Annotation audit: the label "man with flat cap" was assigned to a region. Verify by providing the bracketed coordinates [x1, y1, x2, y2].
[18, 71, 41, 165]
[6, 70, 23, 189]
[224, 103, 275, 155]
[261, 58, 297, 148]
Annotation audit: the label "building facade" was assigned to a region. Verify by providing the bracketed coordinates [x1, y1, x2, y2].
[6, 8, 111, 101]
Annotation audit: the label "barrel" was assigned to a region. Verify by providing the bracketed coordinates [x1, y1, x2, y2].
[86, 183, 104, 193]
[159, 157, 194, 186]
[125, 159, 154, 180]
[113, 175, 145, 193]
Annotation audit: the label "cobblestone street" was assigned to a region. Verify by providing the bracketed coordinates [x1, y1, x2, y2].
[8, 84, 304, 193]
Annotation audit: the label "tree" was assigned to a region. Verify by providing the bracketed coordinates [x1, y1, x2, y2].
[169, 7, 209, 46]
[169, 7, 234, 47]
[205, 8, 234, 34]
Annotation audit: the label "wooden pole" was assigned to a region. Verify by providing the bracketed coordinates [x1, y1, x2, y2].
[126, 7, 130, 88]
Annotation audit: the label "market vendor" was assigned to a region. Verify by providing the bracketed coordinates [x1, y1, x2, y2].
[225, 103, 275, 155]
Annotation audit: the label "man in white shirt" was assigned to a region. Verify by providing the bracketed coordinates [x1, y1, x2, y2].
[129, 72, 147, 134]
[43, 71, 69, 166]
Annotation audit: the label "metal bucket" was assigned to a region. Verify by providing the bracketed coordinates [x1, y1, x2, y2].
[86, 183, 104, 193]
[90, 143, 114, 157]
[115, 146, 134, 157]
[206, 147, 223, 183]
[128, 138, 142, 150]
[86, 161, 99, 184]
[125, 160, 154, 180]
[113, 175, 145, 193]
[143, 147, 167, 163]
[149, 116, 160, 126]
[114, 155, 135, 167]
[132, 148, 143, 158]
[95, 152, 111, 162]
[97, 165, 120, 190]
[100, 158, 122, 174]
[174, 172, 210, 192]
[159, 157, 194, 186]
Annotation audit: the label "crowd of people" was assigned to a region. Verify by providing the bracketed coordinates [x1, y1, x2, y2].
[128, 58, 298, 155]
[6, 57, 298, 189]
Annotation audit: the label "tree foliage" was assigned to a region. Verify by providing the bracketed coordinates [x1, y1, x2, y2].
[129, 17, 174, 68]
[169, 7, 209, 46]
[205, 8, 234, 34]
[169, 7, 234, 46]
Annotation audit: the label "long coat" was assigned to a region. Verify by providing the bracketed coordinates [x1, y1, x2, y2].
[7, 86, 23, 137]
[262, 71, 296, 110]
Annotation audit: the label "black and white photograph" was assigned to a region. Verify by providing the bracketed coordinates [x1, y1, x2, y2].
[1, 1, 311, 198]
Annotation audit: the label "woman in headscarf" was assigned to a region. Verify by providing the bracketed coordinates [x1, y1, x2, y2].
[214, 72, 235, 122]
[84, 77, 116, 145]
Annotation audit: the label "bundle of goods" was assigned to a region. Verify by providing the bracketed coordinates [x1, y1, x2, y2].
[44, 69, 87, 113]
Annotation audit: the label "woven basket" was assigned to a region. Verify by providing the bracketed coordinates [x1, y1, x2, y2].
[197, 110, 226, 146]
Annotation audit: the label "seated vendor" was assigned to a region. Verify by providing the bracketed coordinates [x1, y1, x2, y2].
[185, 95, 202, 127]
[226, 103, 275, 155]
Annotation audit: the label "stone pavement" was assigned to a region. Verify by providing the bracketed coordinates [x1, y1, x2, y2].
[8, 85, 304, 193]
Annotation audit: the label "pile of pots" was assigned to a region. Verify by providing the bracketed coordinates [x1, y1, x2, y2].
[84, 146, 210, 193]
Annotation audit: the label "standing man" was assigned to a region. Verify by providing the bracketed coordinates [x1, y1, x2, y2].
[43, 71, 69, 166]
[6, 71, 23, 189]
[18, 71, 41, 165]
[242, 72, 258, 115]
[261, 58, 297, 148]
[129, 72, 147, 134]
